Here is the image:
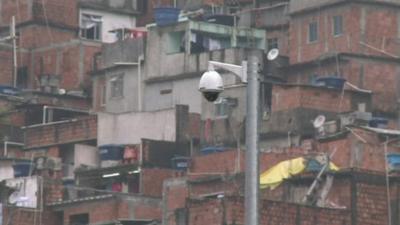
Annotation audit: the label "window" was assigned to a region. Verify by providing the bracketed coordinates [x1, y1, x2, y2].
[80, 14, 102, 41]
[101, 84, 106, 105]
[70, 213, 89, 225]
[167, 31, 185, 54]
[110, 75, 124, 98]
[17, 66, 28, 89]
[333, 15, 343, 36]
[214, 97, 237, 118]
[267, 38, 278, 51]
[308, 21, 318, 43]
[215, 98, 229, 117]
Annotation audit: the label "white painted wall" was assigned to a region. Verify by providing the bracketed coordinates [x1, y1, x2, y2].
[145, 78, 202, 113]
[74, 144, 99, 169]
[98, 109, 177, 146]
[0, 161, 14, 181]
[80, 9, 136, 43]
[6, 176, 38, 208]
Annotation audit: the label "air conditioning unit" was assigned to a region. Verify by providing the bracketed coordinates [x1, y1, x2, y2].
[321, 121, 338, 136]
[45, 157, 62, 171]
[339, 112, 371, 129]
[35, 157, 47, 170]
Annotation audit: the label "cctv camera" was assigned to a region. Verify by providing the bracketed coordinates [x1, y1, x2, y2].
[202, 91, 220, 102]
[199, 70, 224, 102]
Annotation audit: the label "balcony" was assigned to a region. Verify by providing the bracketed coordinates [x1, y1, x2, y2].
[23, 115, 97, 149]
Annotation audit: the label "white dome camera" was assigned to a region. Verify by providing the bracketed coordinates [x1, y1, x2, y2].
[198, 70, 224, 102]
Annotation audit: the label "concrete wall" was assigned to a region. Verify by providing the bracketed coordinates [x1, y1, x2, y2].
[145, 20, 252, 79]
[6, 176, 38, 208]
[74, 144, 98, 169]
[104, 67, 140, 113]
[101, 38, 145, 69]
[0, 161, 14, 181]
[97, 108, 177, 145]
[79, 8, 136, 43]
[145, 77, 202, 113]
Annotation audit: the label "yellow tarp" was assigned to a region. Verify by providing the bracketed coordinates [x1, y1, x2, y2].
[260, 157, 339, 190]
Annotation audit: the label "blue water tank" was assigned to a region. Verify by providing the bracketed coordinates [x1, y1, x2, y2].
[369, 117, 388, 128]
[98, 145, 124, 161]
[387, 153, 400, 171]
[315, 77, 346, 89]
[0, 85, 19, 96]
[13, 161, 33, 177]
[154, 7, 180, 26]
[171, 156, 190, 170]
[200, 146, 227, 155]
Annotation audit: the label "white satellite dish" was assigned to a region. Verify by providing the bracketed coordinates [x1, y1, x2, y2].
[313, 115, 326, 136]
[8, 191, 19, 204]
[313, 115, 326, 128]
[58, 89, 66, 95]
[267, 48, 279, 61]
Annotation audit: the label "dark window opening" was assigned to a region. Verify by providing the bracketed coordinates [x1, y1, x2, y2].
[110, 74, 124, 98]
[17, 66, 28, 89]
[261, 83, 272, 120]
[80, 14, 102, 41]
[267, 38, 278, 51]
[70, 213, 89, 225]
[160, 89, 172, 95]
[333, 15, 343, 36]
[308, 21, 318, 43]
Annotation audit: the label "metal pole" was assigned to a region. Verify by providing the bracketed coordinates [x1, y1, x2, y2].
[11, 16, 18, 88]
[245, 51, 259, 225]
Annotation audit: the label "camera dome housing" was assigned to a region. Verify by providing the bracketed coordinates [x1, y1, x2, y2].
[198, 70, 224, 102]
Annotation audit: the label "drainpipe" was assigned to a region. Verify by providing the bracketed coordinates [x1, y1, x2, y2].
[3, 141, 24, 157]
[138, 54, 144, 111]
[42, 105, 48, 124]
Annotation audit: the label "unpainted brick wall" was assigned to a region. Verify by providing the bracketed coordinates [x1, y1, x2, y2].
[270, 85, 354, 113]
[24, 115, 97, 149]
[141, 168, 177, 197]
[0, 0, 78, 27]
[187, 197, 351, 225]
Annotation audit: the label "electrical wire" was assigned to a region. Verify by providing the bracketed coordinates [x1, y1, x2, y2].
[40, 0, 54, 45]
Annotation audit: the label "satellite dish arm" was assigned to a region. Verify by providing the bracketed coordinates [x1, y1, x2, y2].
[208, 61, 248, 83]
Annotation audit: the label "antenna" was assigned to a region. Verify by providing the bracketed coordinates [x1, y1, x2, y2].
[313, 115, 326, 136]
[267, 48, 279, 61]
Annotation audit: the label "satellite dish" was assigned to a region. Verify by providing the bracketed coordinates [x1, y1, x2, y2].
[267, 48, 279, 61]
[58, 89, 66, 95]
[313, 115, 326, 128]
[9, 191, 19, 204]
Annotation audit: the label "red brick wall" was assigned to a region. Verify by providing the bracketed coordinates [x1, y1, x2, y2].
[141, 168, 176, 197]
[289, 3, 400, 64]
[19, 26, 76, 49]
[31, 43, 101, 90]
[163, 179, 188, 225]
[0, 0, 78, 28]
[24, 115, 97, 149]
[271, 85, 354, 113]
[0, 50, 13, 86]
[286, 59, 399, 114]
[62, 197, 161, 224]
[3, 207, 59, 225]
[187, 197, 351, 225]
[136, 0, 175, 27]
[32, 0, 79, 28]
[62, 198, 119, 225]
[356, 182, 389, 225]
